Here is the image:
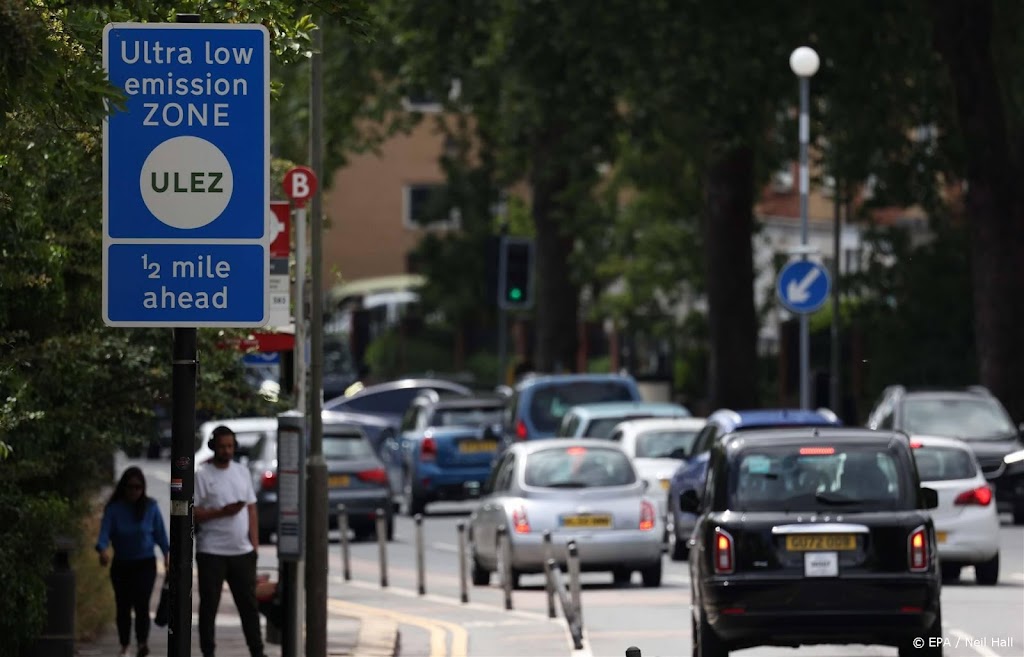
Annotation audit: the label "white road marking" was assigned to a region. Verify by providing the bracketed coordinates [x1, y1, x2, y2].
[950, 629, 1005, 657]
[431, 541, 459, 553]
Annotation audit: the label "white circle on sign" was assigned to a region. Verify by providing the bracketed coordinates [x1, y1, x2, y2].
[140, 136, 233, 229]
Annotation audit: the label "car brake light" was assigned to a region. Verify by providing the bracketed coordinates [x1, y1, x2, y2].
[908, 526, 929, 572]
[954, 485, 993, 506]
[511, 507, 530, 533]
[420, 437, 437, 462]
[640, 500, 656, 531]
[261, 470, 277, 491]
[799, 447, 835, 455]
[910, 440, 924, 449]
[357, 468, 388, 485]
[566, 446, 587, 456]
[515, 419, 529, 441]
[713, 528, 735, 574]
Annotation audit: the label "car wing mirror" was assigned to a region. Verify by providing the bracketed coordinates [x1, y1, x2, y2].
[919, 487, 939, 510]
[679, 489, 701, 514]
[668, 447, 690, 462]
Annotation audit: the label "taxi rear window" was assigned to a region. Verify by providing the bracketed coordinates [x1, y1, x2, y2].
[525, 447, 636, 488]
[729, 445, 911, 511]
[912, 445, 977, 481]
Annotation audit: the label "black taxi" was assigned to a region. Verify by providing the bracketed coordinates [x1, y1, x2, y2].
[684, 428, 942, 657]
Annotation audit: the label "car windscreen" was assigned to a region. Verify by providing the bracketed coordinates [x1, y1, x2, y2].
[323, 433, 375, 460]
[232, 431, 267, 460]
[431, 407, 504, 427]
[902, 397, 1015, 440]
[524, 446, 636, 488]
[729, 444, 911, 512]
[528, 382, 635, 434]
[636, 430, 699, 459]
[912, 445, 978, 481]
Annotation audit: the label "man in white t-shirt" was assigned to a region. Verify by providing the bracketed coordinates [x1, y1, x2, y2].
[194, 426, 264, 657]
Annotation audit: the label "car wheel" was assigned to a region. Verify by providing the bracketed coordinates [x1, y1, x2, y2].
[612, 568, 632, 586]
[693, 606, 728, 657]
[641, 560, 662, 588]
[899, 609, 942, 657]
[1013, 503, 1024, 526]
[353, 525, 374, 542]
[975, 553, 999, 585]
[940, 562, 961, 582]
[671, 529, 689, 561]
[404, 472, 427, 517]
[471, 547, 491, 587]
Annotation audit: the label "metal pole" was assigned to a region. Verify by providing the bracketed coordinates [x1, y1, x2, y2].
[830, 185, 842, 414]
[456, 522, 469, 603]
[567, 540, 582, 630]
[498, 525, 512, 610]
[338, 505, 350, 581]
[166, 18, 199, 657]
[294, 204, 307, 413]
[497, 234, 508, 385]
[543, 532, 556, 619]
[376, 508, 388, 588]
[415, 513, 426, 595]
[798, 75, 811, 410]
[305, 19, 328, 657]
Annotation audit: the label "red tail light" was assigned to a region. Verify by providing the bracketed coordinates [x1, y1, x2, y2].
[908, 526, 929, 572]
[910, 440, 924, 449]
[420, 437, 437, 462]
[515, 419, 528, 441]
[713, 528, 735, 574]
[261, 470, 277, 491]
[640, 500, 656, 531]
[954, 485, 993, 506]
[356, 468, 388, 485]
[511, 507, 530, 533]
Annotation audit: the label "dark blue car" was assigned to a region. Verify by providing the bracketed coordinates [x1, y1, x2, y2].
[667, 408, 841, 560]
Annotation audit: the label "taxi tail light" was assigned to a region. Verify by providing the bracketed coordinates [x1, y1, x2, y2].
[515, 419, 529, 441]
[420, 437, 437, 462]
[357, 468, 388, 485]
[639, 500, 656, 531]
[953, 485, 992, 506]
[908, 526, 929, 572]
[713, 528, 735, 574]
[511, 507, 531, 533]
[260, 470, 278, 491]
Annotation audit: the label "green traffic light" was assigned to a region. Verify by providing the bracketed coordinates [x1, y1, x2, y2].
[508, 287, 523, 301]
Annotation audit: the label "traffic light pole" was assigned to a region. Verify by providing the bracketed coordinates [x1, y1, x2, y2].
[496, 234, 508, 385]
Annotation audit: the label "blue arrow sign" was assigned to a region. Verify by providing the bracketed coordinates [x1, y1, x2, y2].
[102, 23, 269, 327]
[777, 260, 831, 314]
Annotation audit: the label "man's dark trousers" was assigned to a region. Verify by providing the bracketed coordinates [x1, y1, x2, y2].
[197, 551, 264, 657]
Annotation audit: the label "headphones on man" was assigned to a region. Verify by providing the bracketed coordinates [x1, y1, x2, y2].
[208, 426, 239, 452]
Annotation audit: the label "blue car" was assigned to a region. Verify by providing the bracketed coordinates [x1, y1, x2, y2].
[667, 408, 841, 560]
[383, 392, 506, 516]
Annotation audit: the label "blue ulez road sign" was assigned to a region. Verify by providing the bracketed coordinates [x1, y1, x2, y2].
[777, 259, 831, 314]
[102, 23, 269, 327]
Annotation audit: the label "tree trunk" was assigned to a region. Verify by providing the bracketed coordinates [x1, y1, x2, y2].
[703, 144, 760, 409]
[930, 0, 1024, 421]
[531, 167, 580, 373]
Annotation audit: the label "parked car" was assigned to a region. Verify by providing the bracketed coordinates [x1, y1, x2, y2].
[382, 392, 506, 515]
[500, 373, 643, 449]
[867, 385, 1024, 524]
[608, 417, 707, 544]
[909, 435, 1000, 584]
[468, 439, 664, 589]
[556, 401, 691, 439]
[668, 408, 841, 560]
[685, 427, 942, 656]
[194, 417, 276, 472]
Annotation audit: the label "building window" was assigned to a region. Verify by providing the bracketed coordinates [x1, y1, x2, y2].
[403, 184, 460, 230]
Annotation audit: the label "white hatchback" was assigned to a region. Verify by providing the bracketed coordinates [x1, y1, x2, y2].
[911, 434, 1000, 584]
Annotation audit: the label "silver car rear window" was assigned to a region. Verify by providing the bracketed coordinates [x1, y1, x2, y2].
[525, 447, 635, 488]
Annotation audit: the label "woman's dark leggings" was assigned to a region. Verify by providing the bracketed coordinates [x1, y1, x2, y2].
[110, 557, 156, 647]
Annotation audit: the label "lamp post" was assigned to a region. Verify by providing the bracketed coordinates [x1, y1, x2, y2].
[789, 46, 819, 410]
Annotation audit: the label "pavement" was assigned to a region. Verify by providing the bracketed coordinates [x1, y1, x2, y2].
[75, 572, 400, 657]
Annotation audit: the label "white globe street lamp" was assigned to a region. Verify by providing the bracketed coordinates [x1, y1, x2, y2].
[790, 46, 818, 410]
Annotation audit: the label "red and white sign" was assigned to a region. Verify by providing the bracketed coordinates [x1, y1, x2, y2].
[269, 201, 291, 258]
[282, 166, 318, 208]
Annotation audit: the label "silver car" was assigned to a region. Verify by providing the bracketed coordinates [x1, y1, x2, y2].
[468, 439, 664, 588]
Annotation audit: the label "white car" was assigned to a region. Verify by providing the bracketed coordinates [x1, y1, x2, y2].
[911, 434, 1000, 584]
[607, 417, 707, 523]
[194, 416, 276, 478]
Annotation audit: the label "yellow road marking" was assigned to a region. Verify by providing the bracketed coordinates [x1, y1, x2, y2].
[328, 598, 468, 657]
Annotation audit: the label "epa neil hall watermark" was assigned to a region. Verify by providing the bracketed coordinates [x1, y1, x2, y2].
[913, 635, 1015, 650]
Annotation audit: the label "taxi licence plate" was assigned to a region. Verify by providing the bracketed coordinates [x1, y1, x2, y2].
[936, 531, 948, 543]
[561, 514, 612, 528]
[459, 440, 497, 454]
[785, 534, 856, 551]
[328, 474, 350, 488]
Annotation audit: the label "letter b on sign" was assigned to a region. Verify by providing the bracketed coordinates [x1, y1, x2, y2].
[283, 166, 318, 208]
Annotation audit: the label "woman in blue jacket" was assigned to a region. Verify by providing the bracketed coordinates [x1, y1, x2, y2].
[96, 467, 170, 657]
